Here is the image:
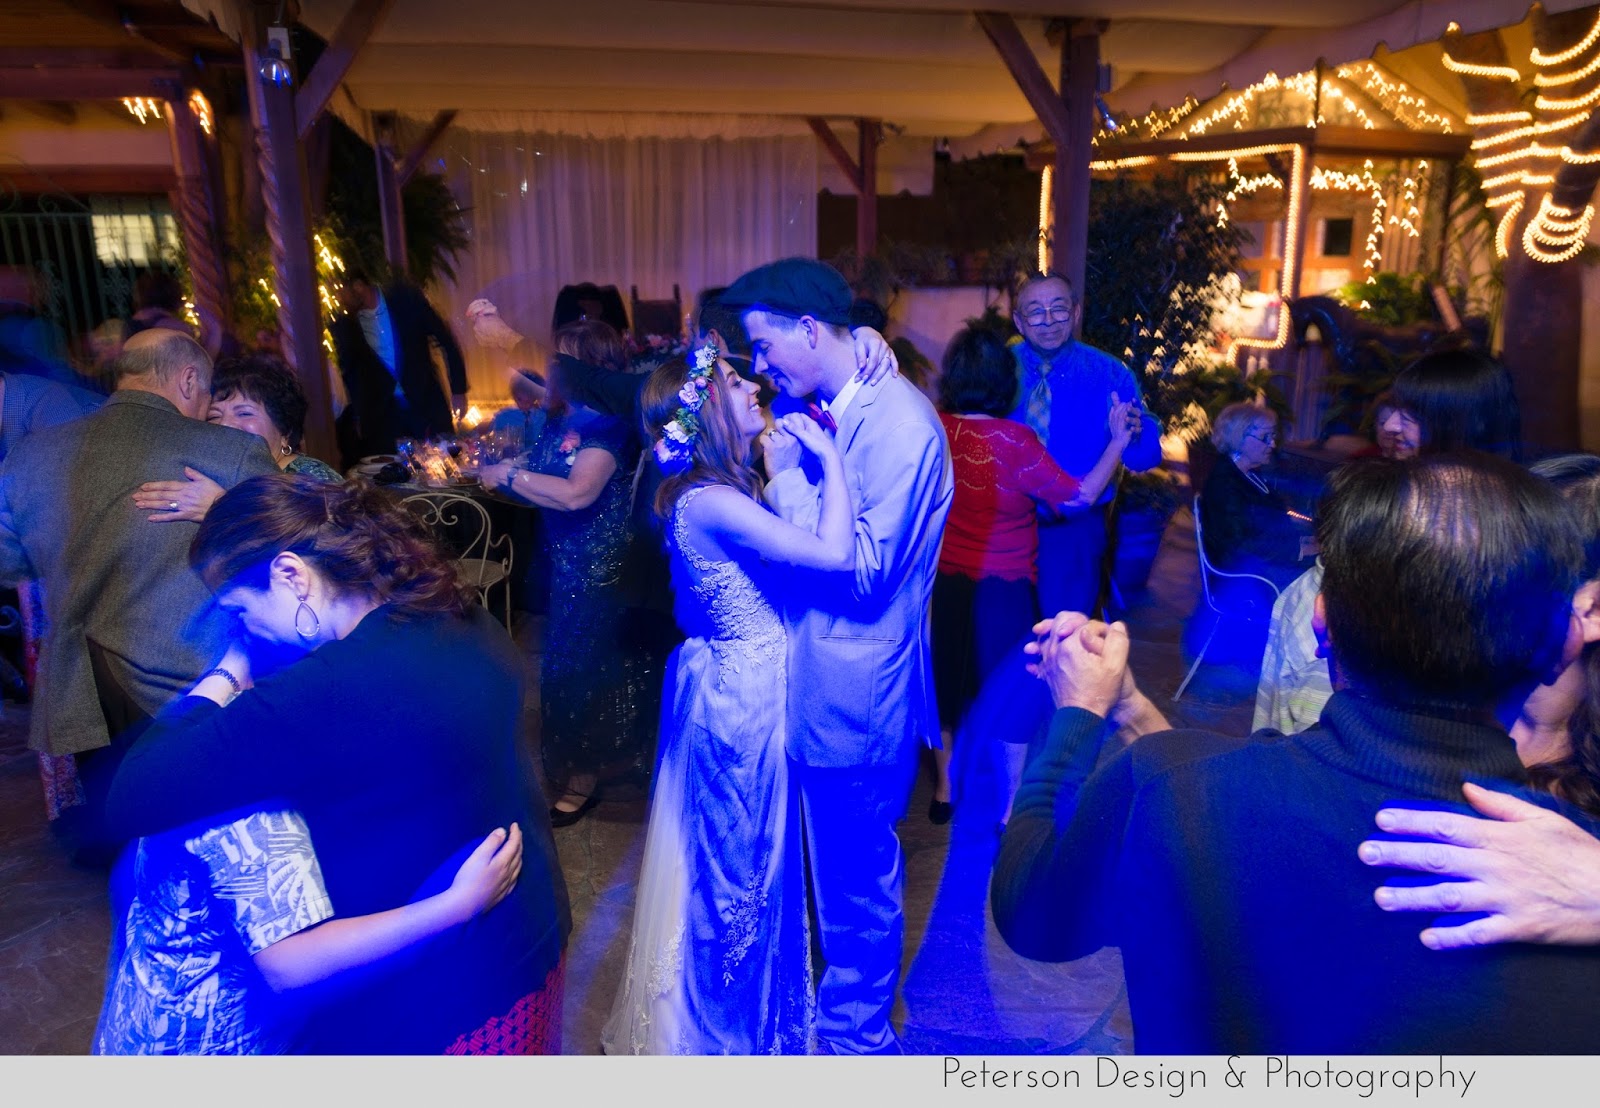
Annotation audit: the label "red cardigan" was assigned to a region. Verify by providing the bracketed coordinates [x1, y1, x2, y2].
[938, 414, 1081, 583]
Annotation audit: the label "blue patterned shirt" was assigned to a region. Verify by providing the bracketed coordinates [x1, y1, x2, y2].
[1008, 339, 1163, 504]
[94, 809, 334, 1055]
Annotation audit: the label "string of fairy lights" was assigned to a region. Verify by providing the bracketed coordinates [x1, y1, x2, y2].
[1069, 58, 1462, 355]
[1444, 11, 1600, 264]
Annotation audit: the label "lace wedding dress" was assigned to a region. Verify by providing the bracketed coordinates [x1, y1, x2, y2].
[601, 485, 815, 1054]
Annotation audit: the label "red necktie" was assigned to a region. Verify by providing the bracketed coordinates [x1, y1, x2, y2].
[807, 403, 838, 434]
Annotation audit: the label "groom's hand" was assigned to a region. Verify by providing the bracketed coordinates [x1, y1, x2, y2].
[761, 425, 802, 476]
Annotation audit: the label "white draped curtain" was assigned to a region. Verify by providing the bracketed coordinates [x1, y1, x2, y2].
[427, 119, 818, 400]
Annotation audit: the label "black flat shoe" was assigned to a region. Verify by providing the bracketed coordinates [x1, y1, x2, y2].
[549, 793, 601, 829]
[928, 799, 953, 825]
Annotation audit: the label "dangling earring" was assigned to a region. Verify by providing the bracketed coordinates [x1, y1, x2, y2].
[279, 441, 294, 459]
[294, 600, 320, 640]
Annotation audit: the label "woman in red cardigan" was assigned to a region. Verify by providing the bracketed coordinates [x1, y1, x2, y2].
[929, 326, 1135, 823]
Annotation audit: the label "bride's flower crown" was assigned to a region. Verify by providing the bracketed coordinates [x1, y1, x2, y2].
[653, 343, 720, 474]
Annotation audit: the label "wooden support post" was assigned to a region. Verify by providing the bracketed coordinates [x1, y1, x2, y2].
[397, 109, 457, 186]
[806, 117, 880, 258]
[166, 89, 230, 337]
[856, 118, 880, 258]
[373, 111, 408, 276]
[240, 0, 337, 467]
[295, 0, 394, 139]
[1056, 23, 1102, 323]
[1284, 142, 1313, 302]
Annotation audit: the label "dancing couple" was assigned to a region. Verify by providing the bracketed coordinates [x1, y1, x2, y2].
[601, 259, 953, 1055]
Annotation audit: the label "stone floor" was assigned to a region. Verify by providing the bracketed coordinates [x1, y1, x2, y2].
[0, 504, 1259, 1055]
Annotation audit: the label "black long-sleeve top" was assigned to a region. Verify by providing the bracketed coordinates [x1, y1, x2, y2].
[1199, 456, 1307, 579]
[103, 605, 569, 1054]
[991, 691, 1600, 1053]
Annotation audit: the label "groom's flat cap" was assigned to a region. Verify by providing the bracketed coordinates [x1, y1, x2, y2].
[719, 257, 853, 326]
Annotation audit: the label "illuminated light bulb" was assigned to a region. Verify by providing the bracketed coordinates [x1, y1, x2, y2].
[1473, 145, 1537, 169]
[1171, 143, 1296, 162]
[1472, 125, 1540, 149]
[1226, 144, 1304, 359]
[1530, 13, 1600, 65]
[1561, 146, 1600, 164]
[1522, 195, 1595, 263]
[1481, 171, 1528, 191]
[1494, 196, 1525, 259]
[1038, 165, 1053, 272]
[1441, 53, 1523, 81]
[1533, 47, 1600, 86]
[188, 90, 213, 136]
[1536, 84, 1600, 111]
[1537, 112, 1591, 133]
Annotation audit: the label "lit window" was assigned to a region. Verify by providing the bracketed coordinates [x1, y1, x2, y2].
[90, 198, 180, 266]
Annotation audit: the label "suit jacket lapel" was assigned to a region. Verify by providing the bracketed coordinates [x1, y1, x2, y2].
[834, 375, 882, 454]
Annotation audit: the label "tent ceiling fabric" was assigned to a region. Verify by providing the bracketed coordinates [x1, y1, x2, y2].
[188, 0, 1596, 138]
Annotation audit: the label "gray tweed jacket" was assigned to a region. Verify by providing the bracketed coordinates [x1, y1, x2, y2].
[0, 388, 278, 756]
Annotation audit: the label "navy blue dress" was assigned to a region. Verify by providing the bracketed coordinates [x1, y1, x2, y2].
[524, 410, 651, 788]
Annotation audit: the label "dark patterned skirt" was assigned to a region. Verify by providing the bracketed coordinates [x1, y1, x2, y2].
[444, 957, 565, 1055]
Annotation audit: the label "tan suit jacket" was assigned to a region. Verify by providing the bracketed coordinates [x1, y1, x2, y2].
[0, 389, 278, 755]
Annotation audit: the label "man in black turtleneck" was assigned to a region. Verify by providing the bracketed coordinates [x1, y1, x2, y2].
[991, 452, 1600, 1054]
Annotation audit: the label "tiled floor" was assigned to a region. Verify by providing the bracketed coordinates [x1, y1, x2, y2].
[0, 505, 1259, 1054]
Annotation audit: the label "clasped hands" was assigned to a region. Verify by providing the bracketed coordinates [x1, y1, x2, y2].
[761, 412, 839, 475]
[1023, 612, 1134, 718]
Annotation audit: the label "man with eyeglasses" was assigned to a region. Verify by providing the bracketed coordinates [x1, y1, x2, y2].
[1009, 272, 1162, 617]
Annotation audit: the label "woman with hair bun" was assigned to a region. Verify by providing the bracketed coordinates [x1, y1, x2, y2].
[103, 475, 569, 1054]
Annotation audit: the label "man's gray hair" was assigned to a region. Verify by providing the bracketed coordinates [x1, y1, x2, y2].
[114, 331, 211, 385]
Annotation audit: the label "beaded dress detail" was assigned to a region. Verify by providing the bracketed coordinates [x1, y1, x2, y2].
[601, 485, 814, 1054]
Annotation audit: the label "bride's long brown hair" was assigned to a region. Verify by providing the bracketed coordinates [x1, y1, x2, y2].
[640, 356, 764, 519]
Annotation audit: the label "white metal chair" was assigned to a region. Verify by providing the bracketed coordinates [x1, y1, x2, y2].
[1174, 494, 1282, 701]
[400, 491, 514, 626]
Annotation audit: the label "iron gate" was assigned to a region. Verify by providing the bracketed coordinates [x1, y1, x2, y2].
[0, 180, 183, 350]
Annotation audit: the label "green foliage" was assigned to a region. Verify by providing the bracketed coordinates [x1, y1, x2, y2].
[1080, 171, 1249, 438]
[1115, 467, 1187, 519]
[324, 120, 469, 288]
[963, 302, 1016, 339]
[1154, 363, 1291, 443]
[1421, 160, 1504, 332]
[230, 219, 360, 350]
[401, 172, 471, 286]
[1318, 341, 1406, 439]
[1331, 271, 1433, 327]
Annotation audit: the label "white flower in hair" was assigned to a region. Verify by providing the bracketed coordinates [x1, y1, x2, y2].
[664, 420, 690, 443]
[678, 381, 701, 407]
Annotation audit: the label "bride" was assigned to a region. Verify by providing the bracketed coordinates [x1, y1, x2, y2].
[601, 343, 853, 1054]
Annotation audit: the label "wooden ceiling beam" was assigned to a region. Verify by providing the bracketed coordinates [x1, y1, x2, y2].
[975, 10, 1071, 147]
[395, 109, 457, 185]
[0, 67, 182, 101]
[295, 0, 396, 139]
[806, 117, 862, 193]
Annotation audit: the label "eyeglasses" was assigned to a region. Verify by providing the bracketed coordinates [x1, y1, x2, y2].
[1247, 430, 1278, 445]
[1021, 305, 1074, 326]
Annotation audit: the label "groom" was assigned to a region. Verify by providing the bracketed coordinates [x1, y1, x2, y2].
[722, 258, 953, 1054]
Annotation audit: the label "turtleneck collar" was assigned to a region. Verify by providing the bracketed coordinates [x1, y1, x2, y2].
[1295, 690, 1528, 800]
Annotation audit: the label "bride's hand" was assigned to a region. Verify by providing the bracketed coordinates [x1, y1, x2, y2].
[777, 413, 840, 463]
